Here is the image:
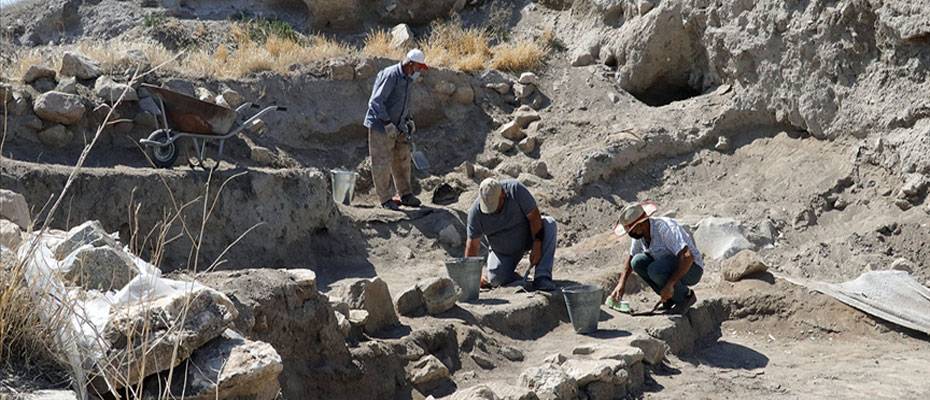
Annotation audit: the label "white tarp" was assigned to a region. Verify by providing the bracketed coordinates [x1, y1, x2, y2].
[693, 217, 755, 260]
[809, 270, 930, 335]
[16, 228, 195, 397]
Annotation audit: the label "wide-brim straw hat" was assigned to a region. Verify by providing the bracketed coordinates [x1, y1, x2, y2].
[612, 200, 659, 237]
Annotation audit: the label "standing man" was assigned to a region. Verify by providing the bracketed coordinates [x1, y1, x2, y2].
[363, 49, 429, 210]
[465, 178, 558, 291]
[609, 201, 704, 314]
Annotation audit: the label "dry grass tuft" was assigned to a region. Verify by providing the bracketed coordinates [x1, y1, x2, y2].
[491, 39, 547, 72]
[0, 18, 552, 80]
[0, 253, 65, 375]
[362, 30, 406, 60]
[420, 19, 492, 72]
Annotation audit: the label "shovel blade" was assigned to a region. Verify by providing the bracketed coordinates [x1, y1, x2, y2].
[412, 152, 429, 170]
[411, 143, 430, 171]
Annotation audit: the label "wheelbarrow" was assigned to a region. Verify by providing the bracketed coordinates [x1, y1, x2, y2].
[138, 83, 286, 168]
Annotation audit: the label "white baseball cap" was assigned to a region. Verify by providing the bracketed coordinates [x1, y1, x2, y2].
[478, 178, 503, 214]
[404, 49, 429, 69]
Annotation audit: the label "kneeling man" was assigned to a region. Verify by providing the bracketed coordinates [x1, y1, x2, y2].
[465, 178, 557, 291]
[610, 201, 704, 314]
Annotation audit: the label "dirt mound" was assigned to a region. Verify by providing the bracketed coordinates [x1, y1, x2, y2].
[2, 0, 930, 399]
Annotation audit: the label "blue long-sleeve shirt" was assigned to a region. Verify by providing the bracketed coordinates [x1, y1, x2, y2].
[363, 63, 412, 133]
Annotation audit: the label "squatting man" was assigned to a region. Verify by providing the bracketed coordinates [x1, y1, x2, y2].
[610, 201, 704, 314]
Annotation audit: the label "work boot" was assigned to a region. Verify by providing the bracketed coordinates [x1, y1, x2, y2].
[381, 200, 400, 211]
[400, 193, 422, 207]
[533, 276, 557, 292]
[670, 290, 697, 315]
[656, 300, 674, 313]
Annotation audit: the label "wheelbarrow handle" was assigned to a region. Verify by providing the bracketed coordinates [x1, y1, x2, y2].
[243, 103, 286, 112]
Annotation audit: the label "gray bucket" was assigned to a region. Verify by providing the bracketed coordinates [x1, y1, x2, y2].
[331, 169, 358, 205]
[444, 257, 484, 302]
[563, 285, 604, 334]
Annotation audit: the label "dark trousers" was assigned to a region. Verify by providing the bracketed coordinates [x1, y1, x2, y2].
[631, 253, 703, 304]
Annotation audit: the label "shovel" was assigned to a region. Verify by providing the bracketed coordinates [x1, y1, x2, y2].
[405, 120, 430, 172]
[410, 138, 430, 172]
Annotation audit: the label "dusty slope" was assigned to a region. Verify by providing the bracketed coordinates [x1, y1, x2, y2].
[2, 0, 930, 399]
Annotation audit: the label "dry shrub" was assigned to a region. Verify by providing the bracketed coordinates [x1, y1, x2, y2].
[1, 20, 550, 81]
[491, 39, 547, 72]
[181, 26, 354, 78]
[420, 19, 491, 72]
[8, 51, 43, 80]
[362, 30, 405, 60]
[0, 254, 65, 375]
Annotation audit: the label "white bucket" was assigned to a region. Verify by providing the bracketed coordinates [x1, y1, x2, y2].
[331, 169, 358, 205]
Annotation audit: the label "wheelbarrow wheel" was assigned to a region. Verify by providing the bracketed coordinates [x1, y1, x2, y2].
[147, 131, 178, 168]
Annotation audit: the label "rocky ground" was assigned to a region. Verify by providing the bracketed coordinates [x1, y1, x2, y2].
[2, 0, 929, 399]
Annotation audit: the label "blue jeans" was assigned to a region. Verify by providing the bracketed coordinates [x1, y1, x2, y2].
[486, 217, 557, 286]
[631, 253, 703, 305]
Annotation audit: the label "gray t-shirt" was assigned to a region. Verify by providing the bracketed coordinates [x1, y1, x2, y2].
[467, 180, 538, 256]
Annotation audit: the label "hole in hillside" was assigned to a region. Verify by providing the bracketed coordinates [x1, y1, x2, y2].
[627, 83, 704, 107]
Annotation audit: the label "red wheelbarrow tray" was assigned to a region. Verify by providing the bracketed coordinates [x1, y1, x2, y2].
[141, 83, 236, 135]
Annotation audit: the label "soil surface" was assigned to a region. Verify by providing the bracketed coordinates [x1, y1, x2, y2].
[2, 0, 929, 399]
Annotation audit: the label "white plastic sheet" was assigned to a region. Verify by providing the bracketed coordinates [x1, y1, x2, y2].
[693, 217, 755, 260]
[15, 227, 200, 395]
[810, 270, 930, 335]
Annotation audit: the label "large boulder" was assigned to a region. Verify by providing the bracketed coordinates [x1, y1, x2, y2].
[218, 88, 244, 108]
[0, 219, 23, 250]
[498, 121, 527, 141]
[693, 217, 754, 260]
[407, 354, 450, 386]
[571, 31, 602, 67]
[328, 59, 356, 80]
[33, 91, 85, 125]
[483, 383, 539, 400]
[60, 52, 102, 79]
[53, 220, 118, 260]
[720, 250, 768, 282]
[900, 173, 928, 203]
[0, 189, 31, 229]
[561, 359, 622, 386]
[605, 1, 704, 96]
[450, 385, 500, 400]
[99, 285, 238, 389]
[592, 345, 645, 367]
[60, 245, 139, 291]
[142, 331, 282, 400]
[512, 105, 541, 129]
[56, 76, 78, 94]
[328, 277, 399, 334]
[200, 269, 353, 399]
[36, 124, 73, 148]
[417, 277, 458, 315]
[390, 23, 414, 48]
[519, 364, 577, 400]
[23, 64, 57, 83]
[94, 76, 138, 102]
[622, 334, 667, 365]
[453, 84, 475, 105]
[394, 285, 426, 316]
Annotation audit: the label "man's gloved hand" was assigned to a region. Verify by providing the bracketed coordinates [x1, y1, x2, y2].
[384, 123, 399, 136]
[405, 119, 416, 136]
